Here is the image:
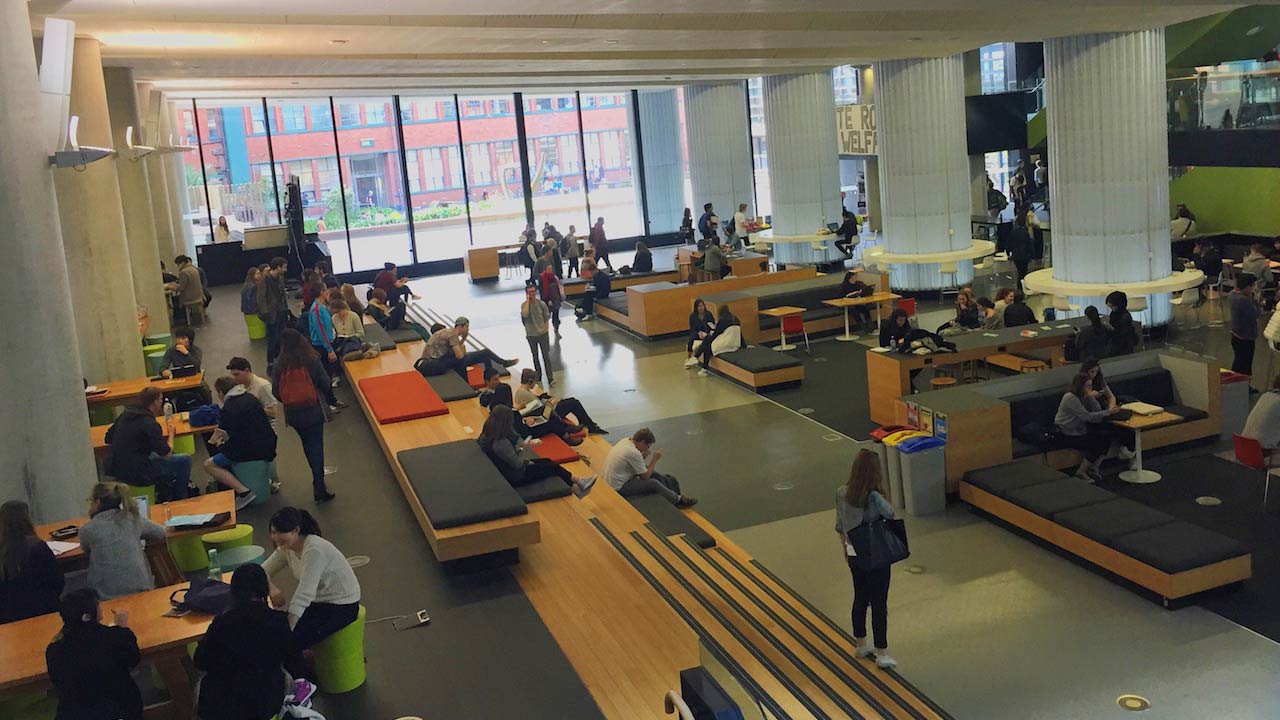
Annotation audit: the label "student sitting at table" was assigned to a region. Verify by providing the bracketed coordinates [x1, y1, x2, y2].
[1074, 306, 1111, 361]
[0, 500, 64, 624]
[515, 368, 609, 436]
[195, 563, 308, 720]
[937, 290, 981, 336]
[159, 325, 202, 378]
[1054, 371, 1134, 482]
[976, 296, 1004, 331]
[1002, 290, 1038, 327]
[46, 588, 143, 720]
[477, 405, 597, 498]
[839, 271, 876, 333]
[696, 305, 744, 377]
[879, 308, 912, 350]
[702, 237, 730, 279]
[264, 507, 361, 648]
[204, 376, 276, 511]
[1105, 291, 1137, 356]
[79, 482, 168, 600]
[105, 387, 192, 501]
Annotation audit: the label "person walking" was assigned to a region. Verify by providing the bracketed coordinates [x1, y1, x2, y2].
[564, 225, 582, 278]
[1230, 273, 1260, 376]
[539, 262, 564, 339]
[590, 217, 612, 271]
[1006, 213, 1033, 286]
[836, 449, 898, 669]
[272, 330, 338, 503]
[521, 284, 554, 384]
[257, 257, 290, 369]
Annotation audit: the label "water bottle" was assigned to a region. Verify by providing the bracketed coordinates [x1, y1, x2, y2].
[207, 549, 220, 579]
[163, 400, 175, 427]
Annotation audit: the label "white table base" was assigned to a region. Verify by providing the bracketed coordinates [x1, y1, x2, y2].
[836, 307, 857, 342]
[1118, 429, 1160, 484]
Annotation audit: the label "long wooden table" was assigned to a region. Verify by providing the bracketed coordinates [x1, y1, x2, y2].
[86, 372, 206, 408]
[0, 579, 220, 718]
[90, 414, 215, 453]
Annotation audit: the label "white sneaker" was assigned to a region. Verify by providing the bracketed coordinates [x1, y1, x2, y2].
[697, 369, 709, 377]
[1117, 446, 1135, 460]
[573, 475, 597, 498]
[874, 652, 897, 669]
[684, 357, 699, 368]
[330, 377, 341, 388]
[855, 643, 875, 659]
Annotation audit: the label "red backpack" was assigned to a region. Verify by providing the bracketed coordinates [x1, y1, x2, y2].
[278, 366, 317, 409]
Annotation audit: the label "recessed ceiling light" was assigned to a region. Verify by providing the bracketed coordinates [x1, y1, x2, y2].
[290, 81, 300, 85]
[330, 39, 348, 45]
[541, 40, 550, 44]
[1246, 25, 1263, 36]
[603, 39, 619, 44]
[909, 36, 923, 41]
[664, 76, 672, 80]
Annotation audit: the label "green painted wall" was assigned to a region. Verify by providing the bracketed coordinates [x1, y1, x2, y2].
[1169, 166, 1280, 237]
[1166, 6, 1280, 70]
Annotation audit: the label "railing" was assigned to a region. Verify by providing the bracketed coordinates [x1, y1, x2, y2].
[1168, 61, 1280, 131]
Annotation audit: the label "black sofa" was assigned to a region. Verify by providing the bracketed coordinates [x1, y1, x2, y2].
[748, 275, 848, 330]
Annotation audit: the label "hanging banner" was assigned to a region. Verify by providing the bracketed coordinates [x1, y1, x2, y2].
[837, 104, 877, 156]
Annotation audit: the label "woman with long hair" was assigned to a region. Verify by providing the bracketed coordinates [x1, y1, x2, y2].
[632, 240, 653, 273]
[46, 588, 143, 720]
[478, 406, 596, 497]
[271, 329, 339, 502]
[0, 500, 63, 624]
[696, 304, 743, 374]
[835, 449, 897, 669]
[1054, 371, 1134, 481]
[1105, 291, 1137, 356]
[339, 283, 365, 315]
[263, 507, 360, 647]
[685, 298, 715, 366]
[1075, 306, 1111, 362]
[240, 266, 261, 317]
[938, 289, 980, 335]
[78, 482, 167, 600]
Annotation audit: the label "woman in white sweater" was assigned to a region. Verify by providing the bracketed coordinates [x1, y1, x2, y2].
[329, 299, 380, 362]
[264, 507, 361, 647]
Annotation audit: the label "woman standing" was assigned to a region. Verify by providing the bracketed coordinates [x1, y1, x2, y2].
[214, 216, 231, 243]
[684, 298, 715, 367]
[835, 450, 897, 669]
[478, 406, 596, 497]
[538, 262, 564, 340]
[1105, 291, 1138, 356]
[521, 284, 554, 384]
[272, 329, 338, 503]
[45, 588, 143, 720]
[240, 267, 260, 319]
[0, 501, 64, 624]
[263, 508, 360, 647]
[78, 483, 167, 600]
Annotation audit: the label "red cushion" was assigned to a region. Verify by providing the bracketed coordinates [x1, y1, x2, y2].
[531, 434, 579, 464]
[467, 365, 485, 389]
[358, 371, 448, 423]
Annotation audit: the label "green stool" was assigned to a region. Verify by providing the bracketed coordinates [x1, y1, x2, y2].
[169, 534, 208, 572]
[313, 605, 367, 694]
[145, 333, 172, 347]
[244, 313, 267, 340]
[143, 343, 167, 375]
[0, 689, 56, 720]
[201, 523, 253, 553]
[127, 483, 157, 508]
[87, 404, 119, 426]
[216, 544, 265, 571]
[171, 434, 196, 456]
[231, 460, 273, 506]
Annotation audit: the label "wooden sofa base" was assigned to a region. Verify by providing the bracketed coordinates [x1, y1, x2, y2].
[958, 482, 1251, 603]
[564, 270, 680, 297]
[708, 356, 804, 390]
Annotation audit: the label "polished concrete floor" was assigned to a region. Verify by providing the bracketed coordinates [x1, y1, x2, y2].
[186, 256, 1280, 719]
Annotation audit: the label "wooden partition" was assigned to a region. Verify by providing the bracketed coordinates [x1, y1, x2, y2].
[706, 270, 889, 345]
[610, 267, 817, 337]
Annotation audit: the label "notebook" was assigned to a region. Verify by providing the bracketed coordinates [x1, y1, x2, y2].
[1122, 401, 1165, 417]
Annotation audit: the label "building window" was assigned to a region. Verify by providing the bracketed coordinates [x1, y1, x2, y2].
[496, 98, 512, 115]
[464, 100, 484, 117]
[249, 106, 265, 134]
[309, 104, 333, 131]
[422, 147, 446, 190]
[365, 103, 387, 125]
[281, 105, 307, 132]
[406, 150, 422, 192]
[338, 104, 361, 128]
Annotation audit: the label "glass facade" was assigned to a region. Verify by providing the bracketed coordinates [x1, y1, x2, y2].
[524, 93, 590, 240]
[459, 94, 527, 247]
[333, 98, 411, 270]
[400, 95, 468, 263]
[746, 78, 772, 219]
[581, 92, 642, 238]
[192, 99, 280, 243]
[265, 99, 349, 270]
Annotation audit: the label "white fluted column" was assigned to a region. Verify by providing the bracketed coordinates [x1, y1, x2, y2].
[105, 68, 170, 336]
[0, 6, 98, 521]
[54, 38, 144, 382]
[685, 83, 755, 223]
[636, 89, 685, 234]
[1045, 29, 1172, 324]
[138, 83, 178, 263]
[874, 55, 972, 290]
[760, 71, 843, 237]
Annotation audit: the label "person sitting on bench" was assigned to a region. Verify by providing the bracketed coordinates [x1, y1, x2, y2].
[603, 428, 697, 508]
[684, 298, 715, 368]
[696, 305, 743, 376]
[329, 299, 379, 362]
[417, 317, 517, 381]
[514, 368, 608, 436]
[1054, 370, 1135, 482]
[477, 405, 597, 498]
[1002, 290, 1037, 327]
[478, 366, 555, 441]
[373, 262, 418, 306]
[159, 326, 203, 378]
[203, 375, 275, 510]
[574, 268, 612, 320]
[104, 387, 192, 501]
[839, 271, 875, 332]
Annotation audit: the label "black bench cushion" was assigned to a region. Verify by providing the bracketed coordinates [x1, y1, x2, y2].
[386, 325, 425, 344]
[1053, 498, 1178, 545]
[1109, 368, 1175, 407]
[425, 372, 479, 402]
[362, 322, 396, 350]
[1003, 477, 1116, 517]
[596, 295, 629, 316]
[718, 346, 802, 373]
[514, 477, 572, 503]
[963, 459, 1067, 498]
[759, 306, 845, 330]
[1111, 521, 1247, 573]
[564, 268, 670, 288]
[1006, 389, 1065, 442]
[397, 441, 528, 529]
[1162, 404, 1209, 422]
[627, 493, 715, 549]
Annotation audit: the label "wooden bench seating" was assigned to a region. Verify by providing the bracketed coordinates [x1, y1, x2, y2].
[708, 347, 804, 390]
[562, 268, 680, 297]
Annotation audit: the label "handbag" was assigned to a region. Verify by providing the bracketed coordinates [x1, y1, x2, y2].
[845, 518, 910, 571]
[170, 575, 233, 615]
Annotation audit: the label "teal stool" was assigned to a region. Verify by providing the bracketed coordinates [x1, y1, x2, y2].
[231, 460, 273, 506]
[244, 313, 267, 340]
[201, 524, 253, 553]
[143, 343, 167, 375]
[313, 605, 367, 694]
[216, 544, 265, 571]
[145, 333, 172, 347]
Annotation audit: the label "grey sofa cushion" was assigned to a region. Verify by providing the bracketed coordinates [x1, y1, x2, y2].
[1053, 498, 1177, 545]
[387, 325, 425, 344]
[425, 372, 479, 402]
[397, 441, 527, 529]
[1111, 521, 1247, 573]
[963, 459, 1066, 498]
[515, 477, 572, 503]
[718, 346, 802, 373]
[362, 322, 397, 350]
[627, 493, 715, 549]
[1003, 477, 1116, 517]
[596, 295, 629, 315]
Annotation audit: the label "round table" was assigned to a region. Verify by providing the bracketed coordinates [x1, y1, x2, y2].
[862, 239, 997, 266]
[751, 230, 841, 266]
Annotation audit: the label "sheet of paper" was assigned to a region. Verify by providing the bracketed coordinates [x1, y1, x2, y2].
[870, 347, 891, 353]
[982, 332, 999, 337]
[46, 540, 79, 555]
[1055, 324, 1071, 329]
[166, 513, 216, 527]
[1039, 325, 1051, 330]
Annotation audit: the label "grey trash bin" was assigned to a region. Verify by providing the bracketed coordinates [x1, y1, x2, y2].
[1220, 372, 1250, 439]
[884, 444, 906, 512]
[898, 437, 947, 516]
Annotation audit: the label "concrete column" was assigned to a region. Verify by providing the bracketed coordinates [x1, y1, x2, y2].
[760, 71, 843, 236]
[164, 101, 197, 259]
[859, 67, 882, 233]
[684, 82, 755, 224]
[54, 38, 144, 382]
[962, 51, 989, 216]
[874, 55, 971, 289]
[104, 68, 169, 336]
[138, 83, 178, 266]
[0, 5, 99, 521]
[636, 89, 685, 235]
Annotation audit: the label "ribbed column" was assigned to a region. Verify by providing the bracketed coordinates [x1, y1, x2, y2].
[685, 83, 755, 223]
[138, 83, 178, 262]
[1046, 29, 1172, 322]
[105, 68, 169, 335]
[874, 55, 971, 290]
[163, 99, 197, 259]
[637, 89, 685, 235]
[0, 6, 98, 521]
[53, 38, 144, 382]
[761, 71, 843, 236]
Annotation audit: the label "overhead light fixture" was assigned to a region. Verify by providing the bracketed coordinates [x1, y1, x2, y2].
[909, 36, 923, 41]
[121, 125, 154, 161]
[330, 39, 349, 45]
[603, 39, 619, 44]
[50, 115, 116, 168]
[541, 40, 551, 44]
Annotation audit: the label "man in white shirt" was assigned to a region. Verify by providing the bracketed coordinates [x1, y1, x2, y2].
[226, 357, 280, 432]
[731, 203, 750, 251]
[602, 428, 697, 508]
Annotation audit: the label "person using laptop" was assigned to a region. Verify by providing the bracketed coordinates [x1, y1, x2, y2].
[159, 326, 202, 378]
[1054, 371, 1135, 482]
[835, 209, 861, 259]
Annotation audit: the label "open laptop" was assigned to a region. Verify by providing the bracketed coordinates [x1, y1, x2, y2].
[826, 222, 840, 232]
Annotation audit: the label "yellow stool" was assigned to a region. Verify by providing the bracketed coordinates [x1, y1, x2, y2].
[142, 343, 167, 375]
[126, 483, 157, 508]
[170, 534, 209, 572]
[244, 313, 267, 340]
[314, 605, 367, 694]
[201, 524, 254, 553]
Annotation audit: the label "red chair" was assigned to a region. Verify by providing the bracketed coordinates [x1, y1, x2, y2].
[1233, 434, 1275, 509]
[781, 313, 809, 353]
[896, 298, 917, 317]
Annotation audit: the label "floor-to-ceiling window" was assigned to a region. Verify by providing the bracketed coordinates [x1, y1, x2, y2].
[746, 78, 772, 219]
[458, 94, 527, 247]
[193, 99, 281, 243]
[523, 93, 589, 240]
[266, 99, 350, 270]
[400, 95, 469, 262]
[581, 92, 643, 238]
[174, 103, 211, 245]
[333, 98, 411, 270]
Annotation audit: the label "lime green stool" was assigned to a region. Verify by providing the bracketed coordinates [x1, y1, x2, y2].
[216, 544, 265, 571]
[314, 605, 366, 694]
[143, 343, 167, 375]
[244, 313, 267, 340]
[171, 434, 196, 456]
[201, 524, 254, 553]
[169, 534, 209, 572]
[127, 483, 157, 507]
[145, 333, 172, 347]
[88, 404, 119, 426]
[231, 460, 272, 506]
[0, 689, 56, 719]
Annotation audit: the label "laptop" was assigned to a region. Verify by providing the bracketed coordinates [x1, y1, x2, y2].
[826, 222, 840, 232]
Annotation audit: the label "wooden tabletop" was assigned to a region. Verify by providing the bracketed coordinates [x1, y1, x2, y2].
[822, 292, 901, 308]
[90, 414, 215, 452]
[86, 372, 206, 407]
[0, 578, 220, 691]
[36, 490, 237, 563]
[759, 305, 808, 317]
[1112, 411, 1184, 430]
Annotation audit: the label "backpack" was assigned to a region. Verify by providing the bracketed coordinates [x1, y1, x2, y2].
[188, 404, 221, 427]
[278, 366, 318, 409]
[170, 575, 233, 615]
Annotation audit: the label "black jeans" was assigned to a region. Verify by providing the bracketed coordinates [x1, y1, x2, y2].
[509, 458, 573, 488]
[552, 397, 596, 430]
[597, 250, 613, 271]
[1065, 424, 1135, 462]
[1232, 335, 1256, 376]
[1014, 258, 1030, 286]
[263, 312, 288, 367]
[848, 561, 891, 649]
[548, 300, 561, 333]
[577, 290, 605, 317]
[292, 601, 359, 649]
[567, 257, 579, 277]
[527, 333, 553, 382]
[292, 420, 328, 497]
[387, 284, 412, 307]
[419, 349, 507, 380]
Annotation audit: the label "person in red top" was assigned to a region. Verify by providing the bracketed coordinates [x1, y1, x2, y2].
[589, 217, 612, 271]
[372, 262, 418, 306]
[538, 263, 563, 339]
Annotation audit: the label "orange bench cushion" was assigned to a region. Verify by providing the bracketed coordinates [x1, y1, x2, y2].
[358, 371, 448, 423]
[467, 365, 485, 389]
[531, 434, 579, 464]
